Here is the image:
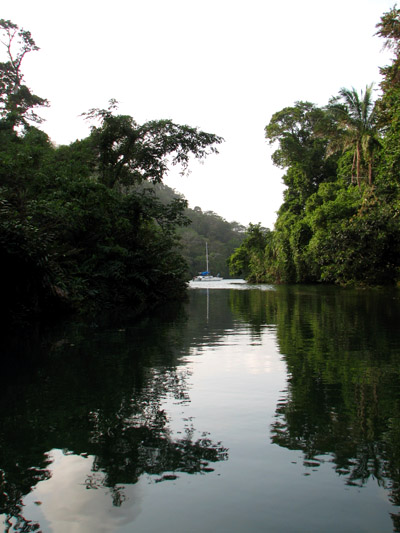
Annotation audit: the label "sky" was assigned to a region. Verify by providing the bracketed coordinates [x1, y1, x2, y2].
[2, 0, 396, 228]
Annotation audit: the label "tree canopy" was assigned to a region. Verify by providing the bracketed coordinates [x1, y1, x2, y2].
[0, 20, 224, 323]
[0, 19, 49, 130]
[230, 6, 400, 287]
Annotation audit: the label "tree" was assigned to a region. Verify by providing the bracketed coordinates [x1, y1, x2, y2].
[375, 5, 400, 93]
[375, 6, 400, 191]
[0, 21, 225, 322]
[265, 102, 336, 205]
[263, 102, 339, 283]
[83, 101, 224, 189]
[0, 19, 48, 130]
[231, 7, 400, 288]
[327, 85, 380, 186]
[229, 223, 271, 282]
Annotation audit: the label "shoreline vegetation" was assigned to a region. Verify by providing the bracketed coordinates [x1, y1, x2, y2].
[1, 7, 400, 326]
[0, 19, 225, 324]
[228, 7, 400, 288]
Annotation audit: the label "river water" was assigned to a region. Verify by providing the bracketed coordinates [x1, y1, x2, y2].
[1, 281, 400, 532]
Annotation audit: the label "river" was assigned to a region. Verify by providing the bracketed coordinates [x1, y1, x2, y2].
[1, 281, 400, 532]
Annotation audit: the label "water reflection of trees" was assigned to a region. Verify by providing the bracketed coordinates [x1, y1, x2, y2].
[0, 304, 228, 530]
[231, 286, 400, 530]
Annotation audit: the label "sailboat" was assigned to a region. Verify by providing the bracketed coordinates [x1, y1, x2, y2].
[193, 242, 223, 281]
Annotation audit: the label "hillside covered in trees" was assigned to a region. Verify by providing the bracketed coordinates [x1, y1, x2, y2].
[180, 205, 245, 278]
[230, 6, 400, 287]
[0, 19, 227, 323]
[143, 183, 245, 278]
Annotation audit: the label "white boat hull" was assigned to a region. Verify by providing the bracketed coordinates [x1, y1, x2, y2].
[193, 275, 223, 281]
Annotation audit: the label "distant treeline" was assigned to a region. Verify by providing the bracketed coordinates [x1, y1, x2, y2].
[229, 6, 400, 287]
[146, 183, 245, 278]
[181, 205, 245, 278]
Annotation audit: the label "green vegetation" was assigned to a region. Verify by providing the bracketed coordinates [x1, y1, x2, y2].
[140, 183, 245, 278]
[179, 205, 245, 278]
[230, 6, 400, 287]
[0, 19, 224, 323]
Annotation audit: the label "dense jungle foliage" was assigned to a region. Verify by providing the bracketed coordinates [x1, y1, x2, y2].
[0, 19, 226, 323]
[230, 6, 400, 286]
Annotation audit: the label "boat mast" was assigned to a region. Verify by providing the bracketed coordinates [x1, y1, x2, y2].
[206, 242, 209, 273]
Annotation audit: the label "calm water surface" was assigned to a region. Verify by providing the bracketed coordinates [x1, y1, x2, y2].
[1, 282, 400, 532]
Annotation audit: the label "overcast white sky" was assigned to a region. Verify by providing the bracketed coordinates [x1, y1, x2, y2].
[2, 0, 395, 228]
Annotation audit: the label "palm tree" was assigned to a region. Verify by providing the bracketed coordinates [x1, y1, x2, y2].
[327, 84, 380, 187]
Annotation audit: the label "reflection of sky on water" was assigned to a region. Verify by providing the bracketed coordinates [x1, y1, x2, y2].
[193, 329, 282, 375]
[162, 326, 287, 453]
[23, 450, 143, 533]
[13, 318, 286, 532]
